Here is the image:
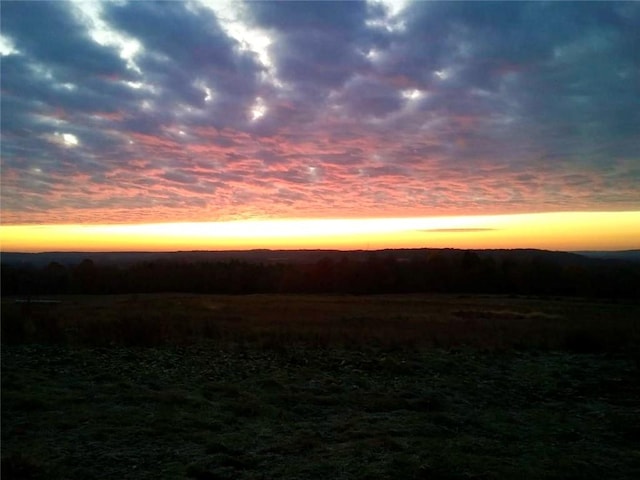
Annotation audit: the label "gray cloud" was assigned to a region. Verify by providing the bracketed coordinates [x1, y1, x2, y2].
[1, 0, 638, 224]
[104, 0, 263, 126]
[1, 1, 129, 79]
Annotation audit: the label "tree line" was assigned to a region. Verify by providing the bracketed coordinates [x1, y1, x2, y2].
[2, 250, 639, 299]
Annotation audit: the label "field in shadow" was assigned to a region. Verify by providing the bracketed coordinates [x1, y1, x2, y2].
[2, 294, 639, 479]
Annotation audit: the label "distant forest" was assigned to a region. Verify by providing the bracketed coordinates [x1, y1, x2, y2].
[2, 249, 639, 299]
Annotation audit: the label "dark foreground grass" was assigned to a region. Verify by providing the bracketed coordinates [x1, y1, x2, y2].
[3, 294, 640, 352]
[2, 294, 640, 479]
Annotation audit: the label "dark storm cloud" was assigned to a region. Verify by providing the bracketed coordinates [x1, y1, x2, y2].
[243, 0, 379, 107]
[1, 1, 128, 79]
[389, 1, 618, 89]
[0, 1, 137, 138]
[358, 0, 640, 177]
[248, 0, 369, 31]
[339, 77, 403, 118]
[105, 1, 237, 71]
[1, 53, 137, 120]
[0, 1, 144, 186]
[104, 0, 263, 121]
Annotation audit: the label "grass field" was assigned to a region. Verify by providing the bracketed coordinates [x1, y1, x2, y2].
[2, 294, 640, 479]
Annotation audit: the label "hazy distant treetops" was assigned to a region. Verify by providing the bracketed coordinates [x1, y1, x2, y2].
[2, 249, 638, 298]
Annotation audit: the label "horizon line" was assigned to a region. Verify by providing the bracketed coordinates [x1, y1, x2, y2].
[1, 211, 639, 253]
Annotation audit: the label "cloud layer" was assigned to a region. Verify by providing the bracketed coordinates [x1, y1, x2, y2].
[2, 0, 639, 224]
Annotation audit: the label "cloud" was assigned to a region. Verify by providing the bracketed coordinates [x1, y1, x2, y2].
[1, 0, 638, 225]
[1, 1, 129, 79]
[104, 0, 264, 126]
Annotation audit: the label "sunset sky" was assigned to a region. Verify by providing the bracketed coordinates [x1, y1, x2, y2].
[1, 1, 639, 252]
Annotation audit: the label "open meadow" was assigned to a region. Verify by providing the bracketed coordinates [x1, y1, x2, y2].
[2, 294, 639, 479]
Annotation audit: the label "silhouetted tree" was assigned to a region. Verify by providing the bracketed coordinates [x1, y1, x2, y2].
[73, 259, 98, 293]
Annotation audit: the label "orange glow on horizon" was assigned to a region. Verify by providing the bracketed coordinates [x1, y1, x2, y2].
[1, 211, 639, 253]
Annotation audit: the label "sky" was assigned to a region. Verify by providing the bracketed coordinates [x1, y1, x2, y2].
[1, 0, 639, 251]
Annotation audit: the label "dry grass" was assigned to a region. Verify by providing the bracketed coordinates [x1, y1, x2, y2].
[2, 294, 639, 479]
[2, 293, 639, 353]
